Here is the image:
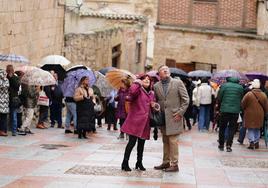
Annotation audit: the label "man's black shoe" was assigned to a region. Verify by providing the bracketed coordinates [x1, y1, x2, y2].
[65, 130, 73, 134]
[218, 145, 224, 151]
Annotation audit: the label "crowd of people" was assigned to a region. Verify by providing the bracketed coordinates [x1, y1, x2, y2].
[0, 64, 268, 173]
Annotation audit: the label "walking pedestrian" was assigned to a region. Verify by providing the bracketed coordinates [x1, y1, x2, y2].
[217, 77, 244, 152]
[241, 79, 268, 149]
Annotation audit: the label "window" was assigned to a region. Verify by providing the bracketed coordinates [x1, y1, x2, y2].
[135, 40, 142, 64]
[112, 44, 121, 68]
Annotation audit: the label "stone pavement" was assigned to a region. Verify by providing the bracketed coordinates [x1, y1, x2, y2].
[0, 124, 268, 188]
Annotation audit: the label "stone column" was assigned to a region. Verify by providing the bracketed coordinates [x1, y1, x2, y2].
[257, 0, 268, 35]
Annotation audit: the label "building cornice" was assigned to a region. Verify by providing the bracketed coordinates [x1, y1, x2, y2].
[155, 25, 268, 41]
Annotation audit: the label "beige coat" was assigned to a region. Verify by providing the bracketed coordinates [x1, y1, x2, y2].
[154, 78, 189, 136]
[241, 89, 268, 129]
[74, 86, 95, 103]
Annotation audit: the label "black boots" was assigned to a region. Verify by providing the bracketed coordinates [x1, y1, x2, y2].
[248, 142, 255, 149]
[121, 160, 131, 171]
[82, 131, 88, 139]
[135, 161, 146, 171]
[78, 130, 87, 139]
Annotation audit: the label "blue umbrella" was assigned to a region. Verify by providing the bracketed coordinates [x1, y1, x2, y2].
[188, 70, 212, 78]
[99, 67, 115, 75]
[169, 67, 188, 78]
[61, 69, 96, 97]
[0, 54, 29, 63]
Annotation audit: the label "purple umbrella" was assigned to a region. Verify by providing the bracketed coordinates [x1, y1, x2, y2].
[245, 72, 268, 81]
[211, 69, 249, 85]
[61, 69, 96, 97]
[147, 70, 160, 81]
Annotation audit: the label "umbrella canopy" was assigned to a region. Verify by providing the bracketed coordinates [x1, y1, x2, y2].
[188, 70, 212, 78]
[0, 54, 29, 68]
[94, 71, 114, 97]
[147, 70, 160, 81]
[39, 55, 71, 66]
[21, 68, 56, 86]
[15, 65, 38, 73]
[169, 68, 188, 78]
[106, 69, 136, 90]
[40, 64, 66, 81]
[211, 69, 249, 85]
[61, 69, 96, 97]
[66, 65, 88, 73]
[245, 72, 268, 82]
[99, 67, 116, 75]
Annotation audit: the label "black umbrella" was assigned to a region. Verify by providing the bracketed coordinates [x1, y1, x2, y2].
[169, 68, 188, 78]
[99, 67, 116, 75]
[41, 64, 66, 81]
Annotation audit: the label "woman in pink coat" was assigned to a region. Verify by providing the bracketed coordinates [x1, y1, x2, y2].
[121, 74, 159, 171]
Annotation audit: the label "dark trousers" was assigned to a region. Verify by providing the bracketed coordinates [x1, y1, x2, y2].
[38, 106, 49, 124]
[119, 118, 126, 133]
[218, 113, 239, 147]
[96, 114, 103, 126]
[17, 112, 22, 129]
[192, 105, 199, 124]
[123, 135, 145, 162]
[0, 113, 8, 132]
[50, 102, 62, 126]
[238, 123, 246, 143]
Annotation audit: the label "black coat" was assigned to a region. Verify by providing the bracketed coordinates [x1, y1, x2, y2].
[76, 97, 95, 131]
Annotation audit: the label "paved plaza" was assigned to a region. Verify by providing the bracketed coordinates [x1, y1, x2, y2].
[0, 124, 268, 188]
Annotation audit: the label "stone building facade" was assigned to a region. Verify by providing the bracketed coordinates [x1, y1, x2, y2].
[64, 0, 157, 73]
[154, 0, 268, 73]
[0, 0, 65, 67]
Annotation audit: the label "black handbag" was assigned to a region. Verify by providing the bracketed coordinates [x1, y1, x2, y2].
[11, 96, 22, 108]
[150, 110, 165, 127]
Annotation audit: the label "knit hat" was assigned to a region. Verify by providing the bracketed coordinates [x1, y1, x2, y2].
[251, 79, 260, 89]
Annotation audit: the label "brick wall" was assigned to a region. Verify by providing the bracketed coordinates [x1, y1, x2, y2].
[158, 0, 257, 31]
[153, 27, 268, 73]
[0, 0, 64, 66]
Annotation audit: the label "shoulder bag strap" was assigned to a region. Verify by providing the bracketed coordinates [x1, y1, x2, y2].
[251, 91, 265, 113]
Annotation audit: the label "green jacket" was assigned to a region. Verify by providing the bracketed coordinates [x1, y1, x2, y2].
[218, 77, 244, 114]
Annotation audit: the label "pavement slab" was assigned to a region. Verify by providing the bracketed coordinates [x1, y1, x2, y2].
[0, 124, 267, 187]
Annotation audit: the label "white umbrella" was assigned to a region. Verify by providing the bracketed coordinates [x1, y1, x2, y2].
[38, 55, 71, 66]
[21, 68, 56, 86]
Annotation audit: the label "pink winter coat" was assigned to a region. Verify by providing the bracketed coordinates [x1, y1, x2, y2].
[121, 82, 155, 140]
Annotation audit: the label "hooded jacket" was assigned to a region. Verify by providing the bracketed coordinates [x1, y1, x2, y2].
[218, 77, 244, 114]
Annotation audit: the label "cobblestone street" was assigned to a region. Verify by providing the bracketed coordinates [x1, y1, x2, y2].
[0, 124, 268, 188]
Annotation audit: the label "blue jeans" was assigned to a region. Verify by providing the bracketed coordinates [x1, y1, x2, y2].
[198, 104, 211, 130]
[248, 128, 260, 143]
[238, 124, 247, 143]
[10, 107, 18, 133]
[65, 102, 77, 129]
